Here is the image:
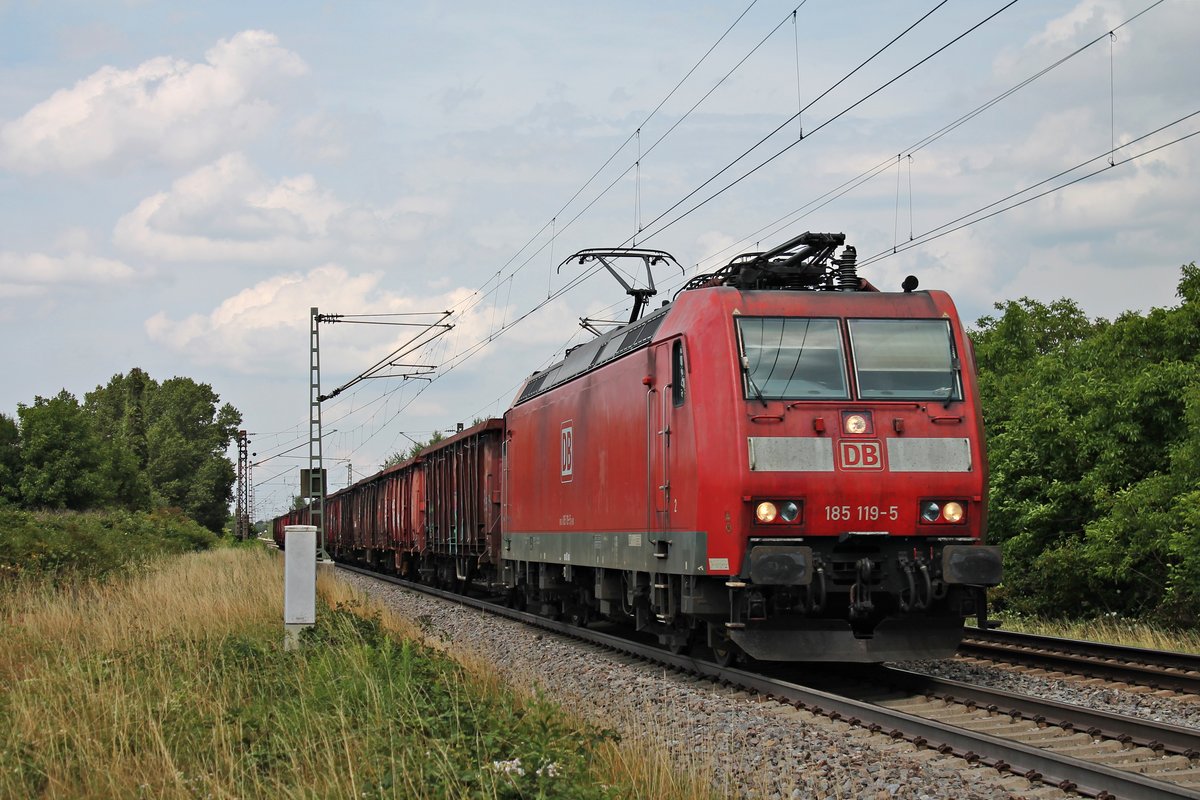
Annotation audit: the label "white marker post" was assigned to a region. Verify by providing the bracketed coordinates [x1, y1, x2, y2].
[283, 525, 317, 650]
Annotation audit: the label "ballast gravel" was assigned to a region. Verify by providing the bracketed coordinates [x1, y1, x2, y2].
[334, 569, 1104, 800]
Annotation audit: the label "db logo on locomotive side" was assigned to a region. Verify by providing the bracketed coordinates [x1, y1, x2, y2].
[560, 422, 573, 483]
[839, 439, 883, 470]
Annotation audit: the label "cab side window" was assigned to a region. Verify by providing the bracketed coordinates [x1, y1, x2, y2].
[672, 340, 686, 407]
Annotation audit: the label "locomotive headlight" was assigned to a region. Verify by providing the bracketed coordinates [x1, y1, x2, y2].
[844, 414, 868, 435]
[942, 501, 965, 523]
[920, 501, 941, 523]
[779, 501, 800, 522]
[756, 502, 778, 523]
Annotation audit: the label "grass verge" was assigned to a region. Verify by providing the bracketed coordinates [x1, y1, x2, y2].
[0, 547, 714, 799]
[989, 612, 1200, 654]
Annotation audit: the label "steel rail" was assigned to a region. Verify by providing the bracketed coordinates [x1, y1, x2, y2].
[962, 628, 1200, 695]
[334, 563, 1200, 800]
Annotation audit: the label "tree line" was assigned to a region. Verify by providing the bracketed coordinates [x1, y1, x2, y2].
[973, 263, 1200, 624]
[0, 369, 241, 532]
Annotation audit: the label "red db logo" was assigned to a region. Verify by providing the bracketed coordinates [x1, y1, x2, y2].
[839, 440, 882, 470]
[560, 422, 573, 482]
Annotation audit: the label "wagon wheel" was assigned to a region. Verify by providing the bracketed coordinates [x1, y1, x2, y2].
[565, 603, 590, 628]
[455, 558, 475, 596]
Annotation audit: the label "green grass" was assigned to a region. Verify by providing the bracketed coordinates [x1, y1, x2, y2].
[0, 548, 714, 799]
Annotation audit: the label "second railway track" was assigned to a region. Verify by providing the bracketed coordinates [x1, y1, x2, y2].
[960, 629, 1200, 696]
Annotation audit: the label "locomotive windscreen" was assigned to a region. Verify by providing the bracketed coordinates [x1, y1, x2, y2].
[736, 317, 963, 402]
[736, 317, 849, 400]
[847, 319, 962, 401]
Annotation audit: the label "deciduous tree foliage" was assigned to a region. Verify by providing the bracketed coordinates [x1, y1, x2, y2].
[142, 377, 241, 531]
[17, 390, 111, 510]
[382, 429, 448, 468]
[974, 264, 1200, 623]
[9, 371, 241, 532]
[0, 413, 19, 506]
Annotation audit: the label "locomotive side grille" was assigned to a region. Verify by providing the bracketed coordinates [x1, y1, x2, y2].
[615, 312, 666, 356]
[514, 309, 669, 405]
[516, 373, 549, 403]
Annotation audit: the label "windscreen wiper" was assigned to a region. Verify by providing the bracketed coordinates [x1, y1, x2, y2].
[944, 358, 962, 409]
[742, 357, 769, 408]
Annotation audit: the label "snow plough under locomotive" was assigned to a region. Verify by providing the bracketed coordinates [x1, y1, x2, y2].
[274, 232, 1002, 663]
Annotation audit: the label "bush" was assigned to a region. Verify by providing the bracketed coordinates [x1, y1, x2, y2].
[0, 507, 218, 583]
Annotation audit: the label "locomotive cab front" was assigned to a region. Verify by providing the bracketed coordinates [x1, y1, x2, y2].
[679, 235, 1002, 662]
[499, 232, 999, 664]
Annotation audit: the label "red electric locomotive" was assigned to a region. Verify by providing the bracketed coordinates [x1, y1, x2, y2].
[502, 232, 999, 662]
[275, 232, 1001, 664]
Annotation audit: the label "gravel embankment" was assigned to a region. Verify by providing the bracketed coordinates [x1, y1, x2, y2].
[335, 569, 1087, 800]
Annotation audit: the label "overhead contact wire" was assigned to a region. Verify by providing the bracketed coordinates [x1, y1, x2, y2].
[860, 108, 1200, 266]
[633, 0, 1021, 246]
[686, 0, 1166, 276]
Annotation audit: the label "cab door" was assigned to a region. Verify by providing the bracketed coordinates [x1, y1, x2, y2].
[650, 338, 690, 529]
[650, 342, 672, 525]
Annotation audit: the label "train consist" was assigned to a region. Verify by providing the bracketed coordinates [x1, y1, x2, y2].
[274, 232, 1001, 663]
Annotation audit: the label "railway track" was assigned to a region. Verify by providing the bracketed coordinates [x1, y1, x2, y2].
[336, 563, 1200, 799]
[960, 628, 1200, 695]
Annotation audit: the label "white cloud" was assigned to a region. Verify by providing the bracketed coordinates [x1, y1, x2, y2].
[0, 30, 306, 173]
[291, 113, 350, 161]
[1028, 0, 1124, 50]
[114, 153, 448, 264]
[0, 250, 138, 298]
[145, 265, 516, 375]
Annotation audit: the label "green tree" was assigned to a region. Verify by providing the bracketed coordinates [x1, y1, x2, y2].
[382, 429, 449, 468]
[145, 377, 242, 532]
[86, 368, 152, 469]
[975, 264, 1200, 622]
[0, 413, 20, 506]
[17, 390, 109, 509]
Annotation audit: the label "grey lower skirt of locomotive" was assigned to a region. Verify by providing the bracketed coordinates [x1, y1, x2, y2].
[496, 536, 1002, 664]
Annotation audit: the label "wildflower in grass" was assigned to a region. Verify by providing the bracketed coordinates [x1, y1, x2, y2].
[536, 761, 560, 778]
[489, 758, 525, 777]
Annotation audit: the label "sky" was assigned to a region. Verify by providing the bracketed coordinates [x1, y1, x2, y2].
[1, 0, 1197, 518]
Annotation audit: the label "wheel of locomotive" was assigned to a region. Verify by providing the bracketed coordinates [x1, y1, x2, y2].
[707, 623, 740, 667]
[666, 620, 694, 655]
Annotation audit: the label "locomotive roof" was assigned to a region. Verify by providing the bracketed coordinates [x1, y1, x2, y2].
[513, 232, 909, 407]
[514, 304, 671, 405]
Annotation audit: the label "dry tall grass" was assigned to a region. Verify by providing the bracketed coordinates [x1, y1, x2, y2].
[1, 548, 281, 797]
[1, 548, 718, 799]
[993, 615, 1200, 654]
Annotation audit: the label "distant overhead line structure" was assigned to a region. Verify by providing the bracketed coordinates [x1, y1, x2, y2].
[307, 308, 453, 558]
